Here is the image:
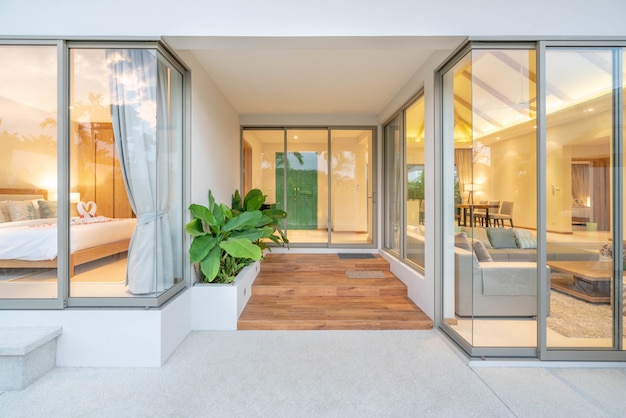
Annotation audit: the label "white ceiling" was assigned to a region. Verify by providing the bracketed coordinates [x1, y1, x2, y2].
[165, 36, 464, 116]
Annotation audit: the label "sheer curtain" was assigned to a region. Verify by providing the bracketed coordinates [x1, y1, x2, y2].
[107, 49, 174, 294]
[454, 149, 473, 202]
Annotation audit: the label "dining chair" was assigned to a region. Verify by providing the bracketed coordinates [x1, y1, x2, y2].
[484, 200, 501, 227]
[490, 200, 514, 227]
[472, 200, 488, 226]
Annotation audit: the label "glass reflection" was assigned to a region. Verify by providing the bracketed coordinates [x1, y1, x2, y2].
[0, 45, 58, 299]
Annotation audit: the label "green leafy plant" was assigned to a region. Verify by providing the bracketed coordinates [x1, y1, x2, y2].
[186, 188, 288, 284]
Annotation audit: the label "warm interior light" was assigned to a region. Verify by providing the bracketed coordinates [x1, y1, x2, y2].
[586, 196, 591, 207]
[49, 192, 80, 202]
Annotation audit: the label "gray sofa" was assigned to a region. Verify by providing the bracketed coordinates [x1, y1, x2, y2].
[461, 227, 599, 262]
[454, 246, 550, 317]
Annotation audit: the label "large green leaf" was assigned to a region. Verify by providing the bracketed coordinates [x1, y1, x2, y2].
[243, 189, 265, 211]
[229, 226, 273, 242]
[207, 190, 216, 212]
[223, 210, 263, 232]
[220, 237, 262, 261]
[189, 235, 217, 263]
[185, 218, 205, 237]
[262, 208, 287, 220]
[199, 246, 221, 282]
[189, 204, 214, 223]
[231, 190, 244, 212]
[254, 215, 274, 228]
[258, 225, 274, 238]
[220, 204, 232, 221]
[212, 203, 225, 227]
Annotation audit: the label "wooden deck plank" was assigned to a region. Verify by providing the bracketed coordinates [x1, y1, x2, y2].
[238, 253, 433, 330]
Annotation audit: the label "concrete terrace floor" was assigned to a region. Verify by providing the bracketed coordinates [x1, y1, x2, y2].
[2, 330, 626, 417]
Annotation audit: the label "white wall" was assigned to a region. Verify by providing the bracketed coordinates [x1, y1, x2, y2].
[0, 289, 191, 367]
[178, 51, 241, 205]
[2, 1, 625, 37]
[375, 50, 453, 320]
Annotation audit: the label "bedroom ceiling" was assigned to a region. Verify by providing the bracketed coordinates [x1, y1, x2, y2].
[164, 36, 465, 116]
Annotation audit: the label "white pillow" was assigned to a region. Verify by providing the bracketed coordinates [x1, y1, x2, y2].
[472, 238, 493, 262]
[514, 228, 537, 249]
[7, 200, 41, 221]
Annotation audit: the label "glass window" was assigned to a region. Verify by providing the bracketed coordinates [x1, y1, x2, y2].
[68, 48, 183, 298]
[405, 96, 425, 268]
[383, 115, 401, 254]
[0, 45, 58, 299]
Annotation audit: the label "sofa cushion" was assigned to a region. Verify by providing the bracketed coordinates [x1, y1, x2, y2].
[481, 263, 537, 296]
[514, 228, 537, 249]
[461, 227, 492, 248]
[486, 228, 517, 248]
[454, 232, 471, 251]
[472, 239, 493, 262]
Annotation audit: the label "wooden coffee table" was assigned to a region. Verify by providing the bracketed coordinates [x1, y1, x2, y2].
[547, 260, 614, 303]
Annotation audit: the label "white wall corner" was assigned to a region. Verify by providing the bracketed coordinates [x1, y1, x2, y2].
[191, 261, 260, 330]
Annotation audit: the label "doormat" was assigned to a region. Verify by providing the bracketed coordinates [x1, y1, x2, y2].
[337, 253, 375, 259]
[345, 270, 386, 279]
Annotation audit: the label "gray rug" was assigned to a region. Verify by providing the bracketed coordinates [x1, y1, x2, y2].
[345, 270, 387, 279]
[548, 291, 615, 338]
[338, 253, 376, 259]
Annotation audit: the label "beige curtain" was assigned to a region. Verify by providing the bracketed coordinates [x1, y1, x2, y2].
[455, 149, 473, 202]
[571, 163, 589, 205]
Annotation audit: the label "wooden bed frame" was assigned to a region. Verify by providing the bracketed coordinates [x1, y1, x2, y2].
[0, 188, 131, 277]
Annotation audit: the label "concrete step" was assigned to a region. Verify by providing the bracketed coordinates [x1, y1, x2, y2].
[0, 326, 62, 391]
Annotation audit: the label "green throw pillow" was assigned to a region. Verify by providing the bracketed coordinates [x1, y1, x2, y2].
[513, 228, 537, 249]
[38, 200, 58, 218]
[486, 228, 517, 248]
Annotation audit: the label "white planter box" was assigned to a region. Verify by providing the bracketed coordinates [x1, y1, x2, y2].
[190, 261, 260, 330]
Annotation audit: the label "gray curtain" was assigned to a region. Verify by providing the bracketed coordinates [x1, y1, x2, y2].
[571, 164, 589, 205]
[107, 49, 174, 294]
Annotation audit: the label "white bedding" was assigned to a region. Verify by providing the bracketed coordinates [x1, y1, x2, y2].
[0, 217, 136, 261]
[572, 206, 591, 219]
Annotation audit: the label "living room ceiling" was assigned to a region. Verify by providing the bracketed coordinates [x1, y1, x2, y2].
[165, 36, 465, 116]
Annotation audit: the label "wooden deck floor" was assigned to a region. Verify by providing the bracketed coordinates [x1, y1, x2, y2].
[237, 253, 433, 330]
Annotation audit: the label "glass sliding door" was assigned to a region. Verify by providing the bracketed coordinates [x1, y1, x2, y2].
[330, 129, 374, 245]
[544, 47, 620, 351]
[383, 116, 402, 254]
[0, 44, 60, 303]
[281, 129, 328, 244]
[441, 47, 538, 353]
[440, 42, 626, 360]
[243, 127, 376, 247]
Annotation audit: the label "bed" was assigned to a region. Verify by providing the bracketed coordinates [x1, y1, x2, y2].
[0, 188, 135, 277]
[572, 198, 591, 225]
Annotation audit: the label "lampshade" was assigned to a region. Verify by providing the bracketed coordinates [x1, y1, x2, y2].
[465, 183, 477, 191]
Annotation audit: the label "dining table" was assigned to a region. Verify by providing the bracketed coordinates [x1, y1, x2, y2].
[455, 203, 501, 227]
